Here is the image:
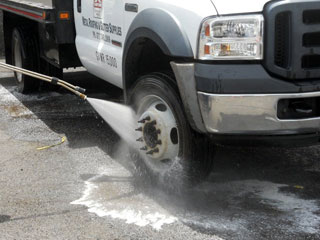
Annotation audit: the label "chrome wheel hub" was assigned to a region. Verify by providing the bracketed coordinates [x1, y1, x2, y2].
[136, 96, 180, 171]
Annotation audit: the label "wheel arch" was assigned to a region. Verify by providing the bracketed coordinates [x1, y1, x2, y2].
[123, 8, 194, 100]
[124, 8, 194, 58]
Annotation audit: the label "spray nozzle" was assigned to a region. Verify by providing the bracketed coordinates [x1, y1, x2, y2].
[75, 86, 87, 94]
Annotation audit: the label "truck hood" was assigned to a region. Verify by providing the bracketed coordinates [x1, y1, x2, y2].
[213, 0, 270, 15]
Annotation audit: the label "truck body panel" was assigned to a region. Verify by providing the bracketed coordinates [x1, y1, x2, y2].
[1, 0, 320, 146]
[8, 0, 52, 8]
[74, 0, 124, 88]
[0, 0, 53, 23]
[212, 0, 270, 15]
[124, 0, 217, 58]
[74, 0, 216, 88]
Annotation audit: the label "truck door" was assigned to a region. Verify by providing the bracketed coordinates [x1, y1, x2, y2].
[74, 0, 124, 88]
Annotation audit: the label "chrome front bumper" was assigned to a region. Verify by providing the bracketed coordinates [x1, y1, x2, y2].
[198, 92, 320, 135]
[171, 61, 320, 136]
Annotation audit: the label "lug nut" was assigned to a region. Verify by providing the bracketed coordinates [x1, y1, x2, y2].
[146, 150, 153, 155]
[136, 137, 143, 142]
[156, 129, 161, 134]
[140, 146, 148, 151]
[156, 140, 162, 145]
[138, 116, 151, 124]
[150, 120, 157, 125]
[146, 148, 159, 155]
[135, 127, 143, 132]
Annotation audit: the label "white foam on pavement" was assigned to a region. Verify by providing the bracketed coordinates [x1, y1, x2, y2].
[71, 163, 177, 231]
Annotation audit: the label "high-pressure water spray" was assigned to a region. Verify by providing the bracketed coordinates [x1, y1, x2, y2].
[0, 62, 170, 160]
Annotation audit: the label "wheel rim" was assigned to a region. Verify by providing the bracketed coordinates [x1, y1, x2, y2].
[13, 38, 23, 83]
[135, 95, 180, 172]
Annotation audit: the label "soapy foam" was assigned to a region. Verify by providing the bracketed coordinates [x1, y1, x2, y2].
[71, 164, 178, 231]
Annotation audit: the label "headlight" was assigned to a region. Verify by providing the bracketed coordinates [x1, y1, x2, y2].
[198, 14, 264, 60]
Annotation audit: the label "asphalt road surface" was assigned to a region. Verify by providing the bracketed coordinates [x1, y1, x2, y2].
[0, 66, 319, 240]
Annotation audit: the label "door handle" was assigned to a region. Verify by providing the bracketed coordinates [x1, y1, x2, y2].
[77, 0, 82, 13]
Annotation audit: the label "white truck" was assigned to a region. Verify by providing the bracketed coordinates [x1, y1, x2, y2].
[1, 0, 320, 183]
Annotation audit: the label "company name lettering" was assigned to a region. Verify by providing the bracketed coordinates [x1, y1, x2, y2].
[82, 17, 122, 36]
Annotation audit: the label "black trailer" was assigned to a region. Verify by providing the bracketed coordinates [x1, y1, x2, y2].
[0, 0, 81, 91]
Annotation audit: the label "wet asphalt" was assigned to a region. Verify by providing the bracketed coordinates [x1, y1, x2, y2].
[0, 66, 319, 240]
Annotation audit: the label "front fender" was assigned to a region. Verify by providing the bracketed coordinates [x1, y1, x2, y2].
[124, 8, 194, 58]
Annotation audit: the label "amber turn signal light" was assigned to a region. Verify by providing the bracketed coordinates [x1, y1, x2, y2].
[59, 12, 70, 20]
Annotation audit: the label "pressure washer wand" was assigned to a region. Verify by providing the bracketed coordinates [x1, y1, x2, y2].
[0, 62, 87, 100]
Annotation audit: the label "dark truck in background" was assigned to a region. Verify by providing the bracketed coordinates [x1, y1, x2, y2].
[0, 0, 81, 87]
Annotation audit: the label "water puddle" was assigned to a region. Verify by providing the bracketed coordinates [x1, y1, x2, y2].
[0, 85, 33, 117]
[71, 159, 320, 236]
[188, 179, 320, 235]
[71, 163, 177, 231]
[74, 98, 320, 235]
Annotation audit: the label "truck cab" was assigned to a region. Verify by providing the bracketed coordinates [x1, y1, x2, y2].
[1, 0, 320, 185]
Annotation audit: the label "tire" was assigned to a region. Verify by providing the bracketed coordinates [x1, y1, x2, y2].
[40, 63, 63, 91]
[11, 27, 40, 93]
[128, 72, 215, 191]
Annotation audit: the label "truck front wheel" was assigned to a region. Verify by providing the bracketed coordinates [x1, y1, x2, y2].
[11, 27, 40, 93]
[129, 73, 214, 190]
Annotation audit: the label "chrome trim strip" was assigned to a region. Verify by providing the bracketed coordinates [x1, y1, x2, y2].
[198, 91, 320, 134]
[171, 62, 206, 133]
